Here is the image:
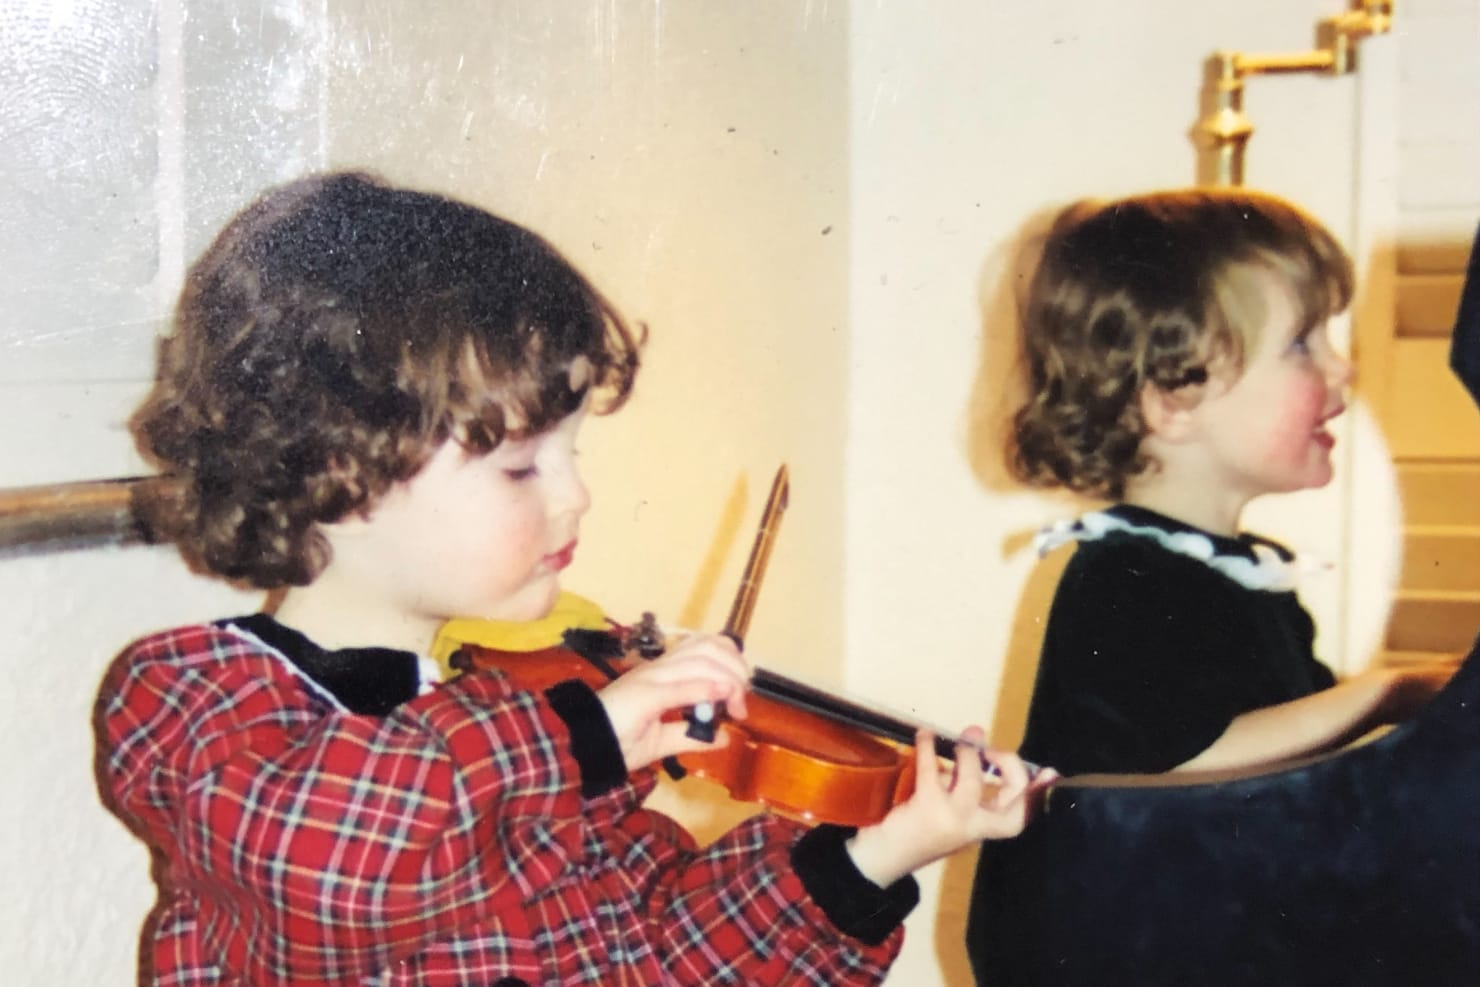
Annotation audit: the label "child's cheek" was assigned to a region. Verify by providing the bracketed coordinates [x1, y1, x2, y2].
[1262, 375, 1329, 465]
[464, 497, 547, 604]
[492, 513, 545, 572]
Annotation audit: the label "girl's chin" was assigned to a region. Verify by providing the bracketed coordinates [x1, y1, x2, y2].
[478, 582, 562, 625]
[1264, 464, 1333, 495]
[1299, 465, 1335, 491]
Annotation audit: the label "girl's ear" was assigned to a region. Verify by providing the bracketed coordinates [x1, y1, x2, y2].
[1138, 382, 1201, 442]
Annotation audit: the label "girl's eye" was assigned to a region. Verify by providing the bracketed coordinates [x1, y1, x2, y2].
[1289, 335, 1312, 355]
[503, 466, 538, 482]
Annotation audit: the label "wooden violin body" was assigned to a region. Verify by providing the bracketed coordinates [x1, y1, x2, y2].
[460, 635, 921, 828]
[674, 682, 917, 826]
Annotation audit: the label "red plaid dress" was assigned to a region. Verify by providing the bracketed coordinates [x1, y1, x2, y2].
[97, 623, 911, 985]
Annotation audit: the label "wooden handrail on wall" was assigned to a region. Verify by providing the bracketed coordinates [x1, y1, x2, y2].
[0, 477, 167, 557]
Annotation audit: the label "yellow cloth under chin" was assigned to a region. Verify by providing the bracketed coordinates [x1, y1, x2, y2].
[431, 590, 610, 676]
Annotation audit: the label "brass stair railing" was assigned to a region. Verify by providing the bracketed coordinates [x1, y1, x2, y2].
[1195, 0, 1394, 186]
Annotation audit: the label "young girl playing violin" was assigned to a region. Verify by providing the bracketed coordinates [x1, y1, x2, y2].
[96, 171, 1048, 986]
[993, 188, 1451, 781]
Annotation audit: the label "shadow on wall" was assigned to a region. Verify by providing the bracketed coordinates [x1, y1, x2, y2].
[674, 472, 751, 635]
[922, 206, 1091, 987]
[961, 203, 1098, 749]
[963, 209, 1049, 497]
[929, 542, 1072, 987]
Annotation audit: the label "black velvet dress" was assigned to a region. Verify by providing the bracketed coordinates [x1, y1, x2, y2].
[968, 505, 1338, 985]
[1017, 503, 1337, 777]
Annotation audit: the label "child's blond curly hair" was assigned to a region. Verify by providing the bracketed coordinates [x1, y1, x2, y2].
[1009, 188, 1353, 499]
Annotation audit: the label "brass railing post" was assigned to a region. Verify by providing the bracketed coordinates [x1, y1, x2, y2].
[1195, 0, 1394, 186]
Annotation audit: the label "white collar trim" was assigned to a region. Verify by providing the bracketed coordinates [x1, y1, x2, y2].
[417, 655, 444, 692]
[1033, 510, 1299, 592]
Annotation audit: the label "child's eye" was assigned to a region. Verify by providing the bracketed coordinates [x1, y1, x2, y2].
[503, 466, 538, 482]
[1289, 335, 1311, 355]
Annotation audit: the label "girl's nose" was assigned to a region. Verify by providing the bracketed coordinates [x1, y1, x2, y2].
[1326, 337, 1355, 390]
[557, 467, 591, 519]
[1326, 348, 1354, 391]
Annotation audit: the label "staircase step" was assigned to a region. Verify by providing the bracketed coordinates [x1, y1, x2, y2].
[1396, 272, 1464, 338]
[1397, 209, 1479, 274]
[1386, 590, 1480, 654]
[1402, 527, 1480, 591]
[1397, 462, 1480, 526]
[1386, 340, 1480, 458]
[1379, 648, 1472, 666]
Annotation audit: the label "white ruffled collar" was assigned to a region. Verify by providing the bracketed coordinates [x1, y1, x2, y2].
[1033, 508, 1299, 592]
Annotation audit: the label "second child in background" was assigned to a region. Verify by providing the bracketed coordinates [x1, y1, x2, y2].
[967, 188, 1465, 987]
[994, 187, 1452, 781]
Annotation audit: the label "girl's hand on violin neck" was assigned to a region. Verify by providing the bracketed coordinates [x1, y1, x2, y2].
[845, 728, 1058, 889]
[595, 632, 751, 773]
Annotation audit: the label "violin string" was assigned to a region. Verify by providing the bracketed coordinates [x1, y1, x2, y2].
[650, 623, 1040, 778]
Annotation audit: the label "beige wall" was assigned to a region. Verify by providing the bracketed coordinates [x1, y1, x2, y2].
[846, 4, 1389, 981]
[322, 0, 853, 682]
[0, 2, 1409, 984]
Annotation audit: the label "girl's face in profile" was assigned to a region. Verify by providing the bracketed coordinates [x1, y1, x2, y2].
[339, 407, 592, 630]
[1188, 269, 1352, 501]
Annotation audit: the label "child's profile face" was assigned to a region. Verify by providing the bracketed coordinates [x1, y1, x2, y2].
[1186, 269, 1352, 499]
[337, 408, 591, 627]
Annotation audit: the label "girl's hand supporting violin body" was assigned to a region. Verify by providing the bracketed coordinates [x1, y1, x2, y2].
[593, 633, 1058, 885]
[845, 728, 1058, 889]
[595, 632, 751, 772]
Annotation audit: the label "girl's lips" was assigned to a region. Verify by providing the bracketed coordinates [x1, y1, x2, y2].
[1314, 404, 1344, 450]
[545, 541, 577, 571]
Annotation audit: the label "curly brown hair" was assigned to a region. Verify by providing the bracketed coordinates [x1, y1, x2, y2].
[1008, 187, 1353, 499]
[131, 172, 642, 587]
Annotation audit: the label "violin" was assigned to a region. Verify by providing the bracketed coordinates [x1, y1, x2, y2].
[460, 613, 968, 827]
[449, 466, 1016, 829]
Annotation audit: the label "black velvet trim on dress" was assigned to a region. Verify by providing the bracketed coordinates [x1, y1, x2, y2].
[221, 613, 421, 716]
[544, 679, 628, 798]
[791, 823, 919, 946]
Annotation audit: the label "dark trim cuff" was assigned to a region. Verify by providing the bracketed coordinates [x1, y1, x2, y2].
[791, 823, 920, 946]
[544, 679, 627, 798]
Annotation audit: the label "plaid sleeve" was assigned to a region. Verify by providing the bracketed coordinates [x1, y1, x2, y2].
[574, 785, 908, 985]
[98, 625, 592, 982]
[677, 815, 910, 984]
[527, 681, 913, 984]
